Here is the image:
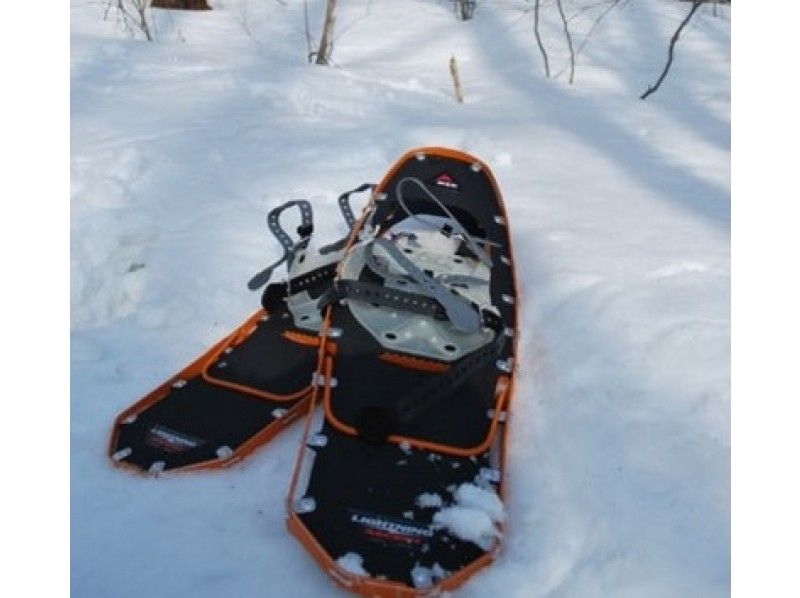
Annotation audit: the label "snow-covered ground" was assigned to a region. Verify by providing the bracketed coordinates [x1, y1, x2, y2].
[71, 1, 730, 596]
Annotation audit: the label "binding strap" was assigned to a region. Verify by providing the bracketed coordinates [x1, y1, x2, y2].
[248, 200, 314, 290]
[395, 177, 494, 267]
[368, 238, 482, 334]
[365, 234, 489, 290]
[319, 183, 375, 255]
[317, 279, 502, 332]
[354, 332, 507, 443]
[262, 262, 339, 311]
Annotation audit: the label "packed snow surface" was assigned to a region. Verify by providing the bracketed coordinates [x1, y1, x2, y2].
[71, 0, 730, 596]
[336, 552, 369, 577]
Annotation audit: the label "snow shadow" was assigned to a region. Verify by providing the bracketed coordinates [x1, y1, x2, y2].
[471, 6, 730, 231]
[628, 2, 730, 152]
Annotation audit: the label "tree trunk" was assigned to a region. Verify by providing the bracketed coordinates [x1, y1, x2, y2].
[455, 0, 476, 21]
[315, 0, 338, 66]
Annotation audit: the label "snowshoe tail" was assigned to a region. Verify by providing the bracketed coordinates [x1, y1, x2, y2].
[108, 187, 374, 474]
[287, 147, 519, 596]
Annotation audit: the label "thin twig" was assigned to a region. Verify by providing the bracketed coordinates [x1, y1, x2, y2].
[574, 0, 620, 60]
[449, 55, 465, 103]
[567, 0, 617, 22]
[108, 0, 153, 41]
[235, 0, 265, 51]
[533, 0, 550, 78]
[552, 0, 622, 79]
[554, 0, 575, 84]
[303, 0, 314, 61]
[640, 0, 702, 100]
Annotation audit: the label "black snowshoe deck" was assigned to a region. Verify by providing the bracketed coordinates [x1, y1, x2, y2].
[110, 284, 328, 473]
[109, 182, 370, 474]
[320, 309, 508, 450]
[293, 421, 496, 589]
[107, 146, 519, 597]
[288, 147, 518, 597]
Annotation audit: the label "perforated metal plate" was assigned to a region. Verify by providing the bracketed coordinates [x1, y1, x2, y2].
[286, 243, 342, 332]
[339, 226, 494, 361]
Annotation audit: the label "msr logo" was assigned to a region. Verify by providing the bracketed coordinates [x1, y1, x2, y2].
[433, 172, 459, 190]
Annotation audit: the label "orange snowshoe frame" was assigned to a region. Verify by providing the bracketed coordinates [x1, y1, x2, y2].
[286, 147, 520, 597]
[108, 310, 317, 474]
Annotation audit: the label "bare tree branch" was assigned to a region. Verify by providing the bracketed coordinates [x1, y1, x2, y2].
[568, 0, 619, 22]
[238, 0, 269, 51]
[108, 0, 153, 41]
[554, 0, 575, 84]
[533, 0, 551, 78]
[303, 0, 315, 62]
[640, 0, 702, 100]
[574, 0, 620, 61]
[552, 0, 622, 80]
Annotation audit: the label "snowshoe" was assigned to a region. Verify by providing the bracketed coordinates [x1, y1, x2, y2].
[287, 148, 518, 596]
[108, 185, 374, 473]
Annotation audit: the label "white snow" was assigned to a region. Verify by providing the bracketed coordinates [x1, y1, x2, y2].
[453, 483, 505, 524]
[336, 552, 369, 577]
[416, 492, 444, 509]
[434, 506, 501, 552]
[410, 561, 447, 589]
[432, 483, 505, 551]
[71, 0, 730, 597]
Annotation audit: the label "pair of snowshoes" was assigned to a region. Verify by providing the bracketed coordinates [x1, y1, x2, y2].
[109, 147, 519, 597]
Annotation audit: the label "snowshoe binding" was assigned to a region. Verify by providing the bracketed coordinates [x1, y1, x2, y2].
[108, 185, 374, 473]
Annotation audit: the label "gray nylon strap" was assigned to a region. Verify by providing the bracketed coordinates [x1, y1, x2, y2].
[319, 279, 444, 319]
[247, 200, 313, 290]
[364, 243, 487, 290]
[319, 183, 375, 255]
[316, 278, 503, 331]
[263, 262, 339, 311]
[371, 238, 481, 334]
[436, 272, 489, 287]
[396, 177, 494, 267]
